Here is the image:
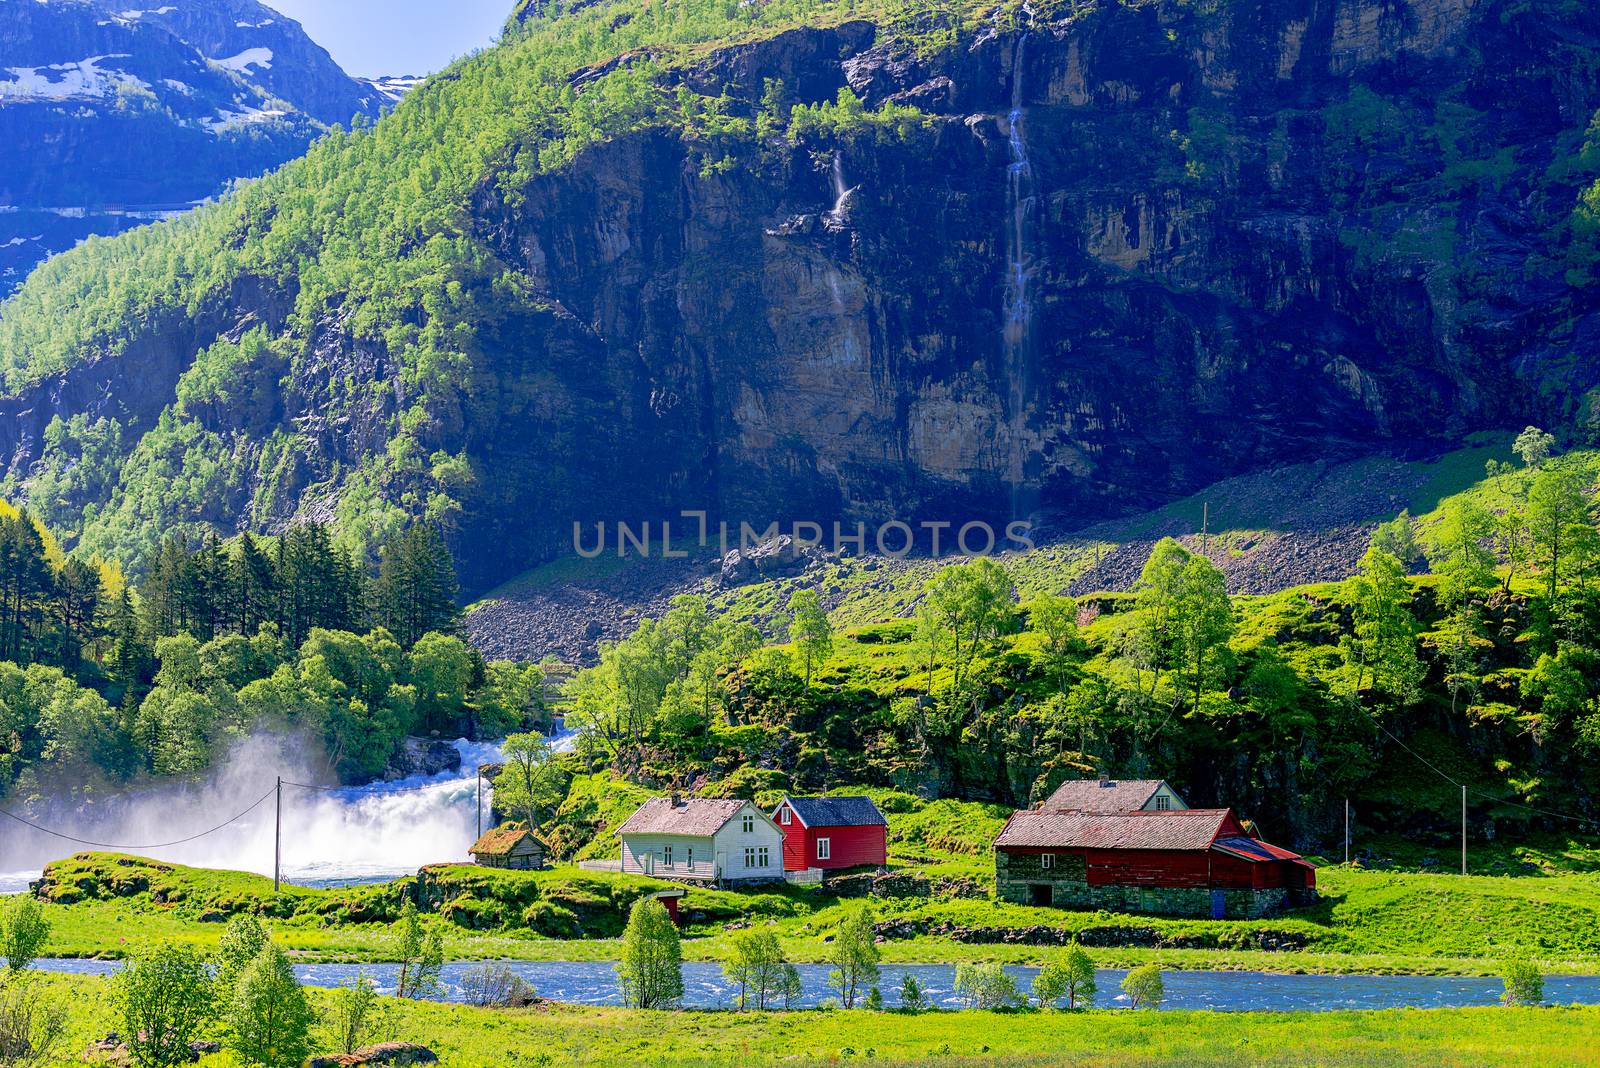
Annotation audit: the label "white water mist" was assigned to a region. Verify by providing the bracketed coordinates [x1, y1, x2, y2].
[0, 732, 526, 892]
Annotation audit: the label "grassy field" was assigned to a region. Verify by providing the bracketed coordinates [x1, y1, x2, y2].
[30, 973, 1600, 1068]
[24, 853, 1600, 978]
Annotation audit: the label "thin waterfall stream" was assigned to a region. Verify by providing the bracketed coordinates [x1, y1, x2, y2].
[1001, 29, 1039, 519]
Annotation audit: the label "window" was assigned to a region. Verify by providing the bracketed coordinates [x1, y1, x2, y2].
[663, 845, 673, 866]
[742, 814, 755, 834]
[1153, 794, 1172, 811]
[817, 838, 832, 861]
[686, 847, 694, 867]
[780, 807, 792, 825]
[745, 847, 769, 869]
[1041, 852, 1055, 871]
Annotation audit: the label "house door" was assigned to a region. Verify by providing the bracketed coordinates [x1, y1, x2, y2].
[642, 852, 655, 876]
[1030, 884, 1053, 907]
[1211, 890, 1226, 919]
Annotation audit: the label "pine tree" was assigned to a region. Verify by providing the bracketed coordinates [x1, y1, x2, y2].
[228, 533, 278, 638]
[0, 510, 55, 665]
[374, 523, 460, 648]
[52, 556, 104, 667]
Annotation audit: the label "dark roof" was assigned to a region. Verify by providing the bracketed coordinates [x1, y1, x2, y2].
[470, 824, 543, 856]
[995, 809, 1237, 851]
[616, 798, 752, 838]
[1041, 779, 1176, 814]
[1213, 836, 1311, 867]
[778, 796, 887, 828]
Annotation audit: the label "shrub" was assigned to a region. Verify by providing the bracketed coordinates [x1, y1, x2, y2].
[117, 944, 214, 1068]
[0, 977, 67, 1068]
[1121, 964, 1165, 1010]
[325, 971, 380, 1055]
[227, 944, 315, 1068]
[899, 972, 927, 1013]
[522, 900, 582, 938]
[954, 962, 1022, 1010]
[0, 899, 50, 972]
[461, 963, 537, 1008]
[1501, 956, 1544, 1006]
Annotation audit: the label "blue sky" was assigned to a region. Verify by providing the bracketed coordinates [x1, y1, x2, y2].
[268, 0, 512, 78]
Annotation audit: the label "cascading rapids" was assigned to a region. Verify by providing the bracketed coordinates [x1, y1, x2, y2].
[1, 724, 577, 893]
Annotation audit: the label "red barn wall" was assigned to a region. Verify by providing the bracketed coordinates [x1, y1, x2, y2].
[779, 822, 886, 870]
[1084, 849, 1212, 888]
[820, 824, 886, 869]
[780, 824, 810, 871]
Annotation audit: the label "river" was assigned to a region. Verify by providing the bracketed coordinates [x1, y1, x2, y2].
[31, 959, 1600, 1012]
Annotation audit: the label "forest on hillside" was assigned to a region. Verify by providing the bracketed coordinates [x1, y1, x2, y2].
[3, 433, 1599, 856]
[544, 436, 1600, 850]
[0, 516, 546, 803]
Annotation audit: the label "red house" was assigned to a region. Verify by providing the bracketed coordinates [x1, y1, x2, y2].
[771, 796, 888, 871]
[993, 807, 1315, 919]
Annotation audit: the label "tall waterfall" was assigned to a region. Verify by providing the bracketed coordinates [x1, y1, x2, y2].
[1001, 30, 1039, 520]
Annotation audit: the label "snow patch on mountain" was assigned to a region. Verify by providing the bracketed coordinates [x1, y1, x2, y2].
[201, 103, 286, 133]
[0, 55, 145, 100]
[361, 74, 424, 106]
[211, 46, 273, 73]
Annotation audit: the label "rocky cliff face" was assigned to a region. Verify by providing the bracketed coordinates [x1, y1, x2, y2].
[0, 0, 383, 294]
[3, 0, 1599, 590]
[455, 0, 1600, 583]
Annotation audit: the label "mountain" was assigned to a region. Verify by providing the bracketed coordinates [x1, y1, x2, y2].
[1, 0, 1599, 590]
[0, 0, 387, 295]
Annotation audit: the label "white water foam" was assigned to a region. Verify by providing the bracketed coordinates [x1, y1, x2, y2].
[0, 733, 543, 893]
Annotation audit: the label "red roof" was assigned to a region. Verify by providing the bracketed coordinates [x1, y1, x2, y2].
[1040, 779, 1177, 814]
[995, 809, 1239, 851]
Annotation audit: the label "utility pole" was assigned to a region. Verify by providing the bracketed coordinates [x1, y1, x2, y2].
[273, 776, 282, 893]
[1201, 502, 1209, 556]
[1344, 799, 1350, 866]
[476, 767, 483, 840]
[1461, 785, 1467, 876]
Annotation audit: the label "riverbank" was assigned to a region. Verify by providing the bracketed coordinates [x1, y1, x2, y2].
[32, 974, 1600, 1067]
[24, 853, 1600, 978]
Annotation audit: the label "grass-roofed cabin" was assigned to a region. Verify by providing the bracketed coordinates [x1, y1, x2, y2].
[470, 822, 547, 871]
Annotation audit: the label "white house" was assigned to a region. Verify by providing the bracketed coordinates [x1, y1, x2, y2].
[615, 797, 785, 884]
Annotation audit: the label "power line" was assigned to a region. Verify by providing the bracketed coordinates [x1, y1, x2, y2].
[278, 779, 344, 794]
[1372, 718, 1600, 830]
[0, 785, 279, 850]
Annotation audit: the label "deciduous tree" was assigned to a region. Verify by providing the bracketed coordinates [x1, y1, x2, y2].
[617, 898, 683, 1009]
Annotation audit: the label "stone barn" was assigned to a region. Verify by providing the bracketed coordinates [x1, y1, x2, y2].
[993, 807, 1315, 919]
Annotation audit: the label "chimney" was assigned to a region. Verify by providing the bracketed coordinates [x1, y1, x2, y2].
[669, 793, 683, 808]
[1098, 774, 1110, 786]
